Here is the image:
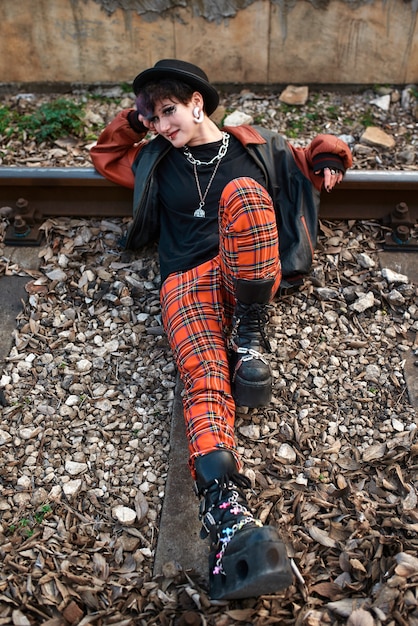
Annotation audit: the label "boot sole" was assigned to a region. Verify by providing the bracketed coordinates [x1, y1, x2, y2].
[209, 527, 293, 600]
[233, 376, 272, 408]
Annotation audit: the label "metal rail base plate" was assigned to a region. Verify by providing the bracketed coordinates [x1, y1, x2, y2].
[4, 224, 44, 247]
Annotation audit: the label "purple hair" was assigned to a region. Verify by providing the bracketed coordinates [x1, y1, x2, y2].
[135, 79, 197, 119]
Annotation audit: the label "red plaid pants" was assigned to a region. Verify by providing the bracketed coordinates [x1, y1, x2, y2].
[160, 177, 281, 477]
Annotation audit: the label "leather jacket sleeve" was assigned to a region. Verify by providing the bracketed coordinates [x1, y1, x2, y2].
[90, 109, 148, 190]
[289, 134, 353, 190]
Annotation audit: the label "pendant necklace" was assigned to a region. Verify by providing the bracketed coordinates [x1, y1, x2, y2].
[183, 132, 230, 218]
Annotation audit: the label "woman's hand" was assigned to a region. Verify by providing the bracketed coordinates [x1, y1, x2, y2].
[316, 167, 344, 192]
[137, 112, 156, 133]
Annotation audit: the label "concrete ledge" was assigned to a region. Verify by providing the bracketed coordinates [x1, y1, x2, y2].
[153, 378, 208, 582]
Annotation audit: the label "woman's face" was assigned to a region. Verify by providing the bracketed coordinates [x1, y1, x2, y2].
[142, 95, 202, 147]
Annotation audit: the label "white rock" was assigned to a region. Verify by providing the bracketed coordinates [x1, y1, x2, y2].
[95, 399, 113, 411]
[65, 395, 80, 406]
[315, 287, 340, 301]
[391, 417, 404, 432]
[76, 359, 92, 372]
[17, 475, 32, 489]
[65, 460, 88, 476]
[357, 252, 376, 269]
[328, 421, 339, 436]
[0, 429, 12, 445]
[48, 485, 62, 501]
[371, 94, 391, 111]
[223, 110, 254, 126]
[313, 376, 327, 388]
[112, 505, 137, 525]
[324, 311, 339, 324]
[13, 492, 31, 506]
[146, 471, 157, 483]
[37, 404, 55, 416]
[365, 364, 381, 381]
[387, 290, 406, 306]
[239, 424, 261, 440]
[295, 473, 308, 486]
[58, 254, 69, 267]
[350, 291, 375, 312]
[276, 443, 297, 464]
[45, 268, 67, 281]
[339, 134, 355, 145]
[140, 547, 153, 558]
[381, 268, 409, 284]
[63, 479, 82, 497]
[104, 339, 119, 353]
[19, 427, 41, 440]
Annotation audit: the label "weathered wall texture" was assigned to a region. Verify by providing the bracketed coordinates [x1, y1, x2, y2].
[1, 0, 417, 86]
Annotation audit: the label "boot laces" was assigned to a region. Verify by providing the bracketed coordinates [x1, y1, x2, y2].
[231, 303, 272, 353]
[199, 474, 262, 576]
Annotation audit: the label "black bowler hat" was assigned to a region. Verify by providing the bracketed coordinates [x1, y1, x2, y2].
[132, 59, 219, 115]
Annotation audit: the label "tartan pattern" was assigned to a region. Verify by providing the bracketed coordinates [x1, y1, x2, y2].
[160, 177, 281, 477]
[219, 178, 281, 320]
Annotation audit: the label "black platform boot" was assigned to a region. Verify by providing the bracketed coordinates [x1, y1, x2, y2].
[195, 450, 293, 600]
[229, 278, 274, 407]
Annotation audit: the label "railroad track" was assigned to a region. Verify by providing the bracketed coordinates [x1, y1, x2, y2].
[0, 167, 417, 221]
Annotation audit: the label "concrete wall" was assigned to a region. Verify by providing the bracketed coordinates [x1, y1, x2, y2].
[1, 0, 417, 87]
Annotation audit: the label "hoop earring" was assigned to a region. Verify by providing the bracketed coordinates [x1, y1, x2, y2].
[193, 106, 204, 123]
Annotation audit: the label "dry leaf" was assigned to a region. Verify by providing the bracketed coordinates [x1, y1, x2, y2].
[347, 608, 375, 626]
[395, 552, 418, 577]
[362, 443, 387, 462]
[326, 598, 366, 617]
[350, 559, 367, 573]
[225, 609, 256, 621]
[92, 552, 109, 580]
[402, 485, 418, 511]
[310, 581, 343, 600]
[308, 525, 338, 548]
[134, 490, 149, 522]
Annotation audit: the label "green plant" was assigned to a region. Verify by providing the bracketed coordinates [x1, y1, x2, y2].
[34, 504, 52, 524]
[286, 118, 305, 138]
[18, 98, 85, 142]
[0, 105, 13, 135]
[120, 82, 133, 93]
[8, 504, 53, 537]
[326, 105, 339, 120]
[360, 108, 374, 127]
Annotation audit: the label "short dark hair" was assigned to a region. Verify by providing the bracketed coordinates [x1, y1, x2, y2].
[135, 79, 195, 118]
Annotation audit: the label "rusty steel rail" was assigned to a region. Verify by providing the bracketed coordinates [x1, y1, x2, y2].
[0, 167, 417, 221]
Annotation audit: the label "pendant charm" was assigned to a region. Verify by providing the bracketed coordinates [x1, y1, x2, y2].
[194, 207, 205, 218]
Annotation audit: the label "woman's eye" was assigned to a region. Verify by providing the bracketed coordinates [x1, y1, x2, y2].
[163, 106, 176, 116]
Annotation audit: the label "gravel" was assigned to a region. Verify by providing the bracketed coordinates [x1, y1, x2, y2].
[0, 85, 417, 625]
[0, 83, 417, 169]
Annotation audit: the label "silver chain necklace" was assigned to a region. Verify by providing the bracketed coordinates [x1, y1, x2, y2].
[183, 132, 230, 218]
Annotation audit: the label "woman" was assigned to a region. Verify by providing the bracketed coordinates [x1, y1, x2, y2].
[91, 59, 352, 600]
